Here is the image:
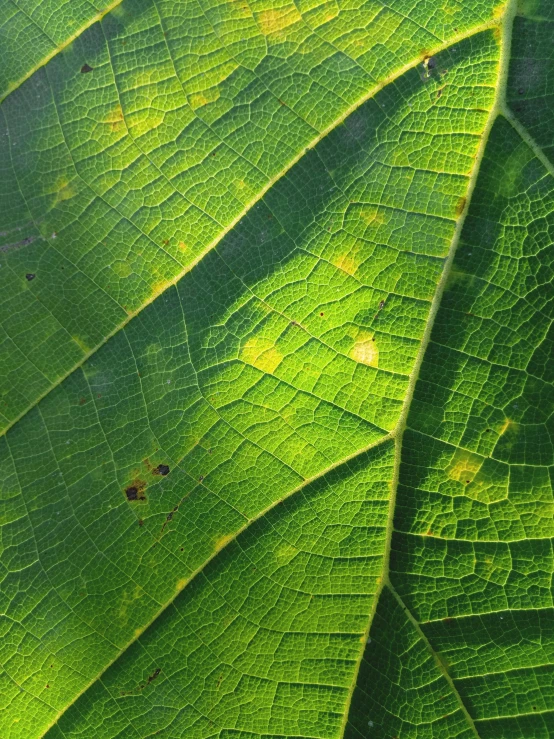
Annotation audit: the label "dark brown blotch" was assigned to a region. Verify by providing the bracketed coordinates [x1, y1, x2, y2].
[125, 480, 146, 501]
[153, 464, 170, 476]
[81, 63, 93, 73]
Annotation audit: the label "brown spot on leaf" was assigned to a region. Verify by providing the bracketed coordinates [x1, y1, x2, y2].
[125, 480, 146, 501]
[153, 464, 170, 476]
[126, 487, 139, 501]
[25, 273, 35, 281]
[81, 63, 93, 73]
[455, 197, 467, 217]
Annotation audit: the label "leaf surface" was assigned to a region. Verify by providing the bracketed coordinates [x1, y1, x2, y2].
[1, 1, 552, 738]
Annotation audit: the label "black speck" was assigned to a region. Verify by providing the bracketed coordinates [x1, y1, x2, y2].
[147, 668, 161, 684]
[518, 88, 525, 95]
[26, 273, 35, 281]
[153, 464, 170, 476]
[427, 57, 436, 70]
[126, 486, 138, 501]
[199, 475, 204, 482]
[81, 63, 93, 73]
[465, 480, 470, 484]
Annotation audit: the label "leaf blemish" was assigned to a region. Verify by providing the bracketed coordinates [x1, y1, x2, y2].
[153, 464, 170, 476]
[80, 64, 93, 74]
[351, 334, 379, 367]
[125, 481, 146, 501]
[147, 668, 161, 684]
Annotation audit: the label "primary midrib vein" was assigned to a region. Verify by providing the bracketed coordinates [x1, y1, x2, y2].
[339, 1, 518, 736]
[0, 14, 503, 441]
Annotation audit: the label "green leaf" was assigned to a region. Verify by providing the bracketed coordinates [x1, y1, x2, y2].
[1, 1, 552, 737]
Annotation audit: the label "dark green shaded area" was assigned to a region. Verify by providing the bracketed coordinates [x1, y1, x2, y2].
[345, 586, 474, 739]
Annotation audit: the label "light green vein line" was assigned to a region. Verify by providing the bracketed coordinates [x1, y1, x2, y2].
[502, 107, 554, 178]
[0, 15, 502, 441]
[0, 0, 125, 105]
[338, 1, 518, 735]
[387, 583, 481, 739]
[40, 432, 393, 737]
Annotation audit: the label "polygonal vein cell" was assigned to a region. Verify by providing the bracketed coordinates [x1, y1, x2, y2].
[0, 31, 500, 739]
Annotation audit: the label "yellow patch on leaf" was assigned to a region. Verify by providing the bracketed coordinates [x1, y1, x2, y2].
[214, 533, 234, 552]
[275, 542, 298, 563]
[350, 332, 379, 367]
[257, 6, 302, 36]
[333, 252, 359, 276]
[54, 178, 76, 203]
[189, 87, 220, 110]
[241, 336, 283, 374]
[447, 449, 483, 484]
[103, 104, 125, 132]
[360, 207, 385, 226]
[72, 335, 91, 354]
